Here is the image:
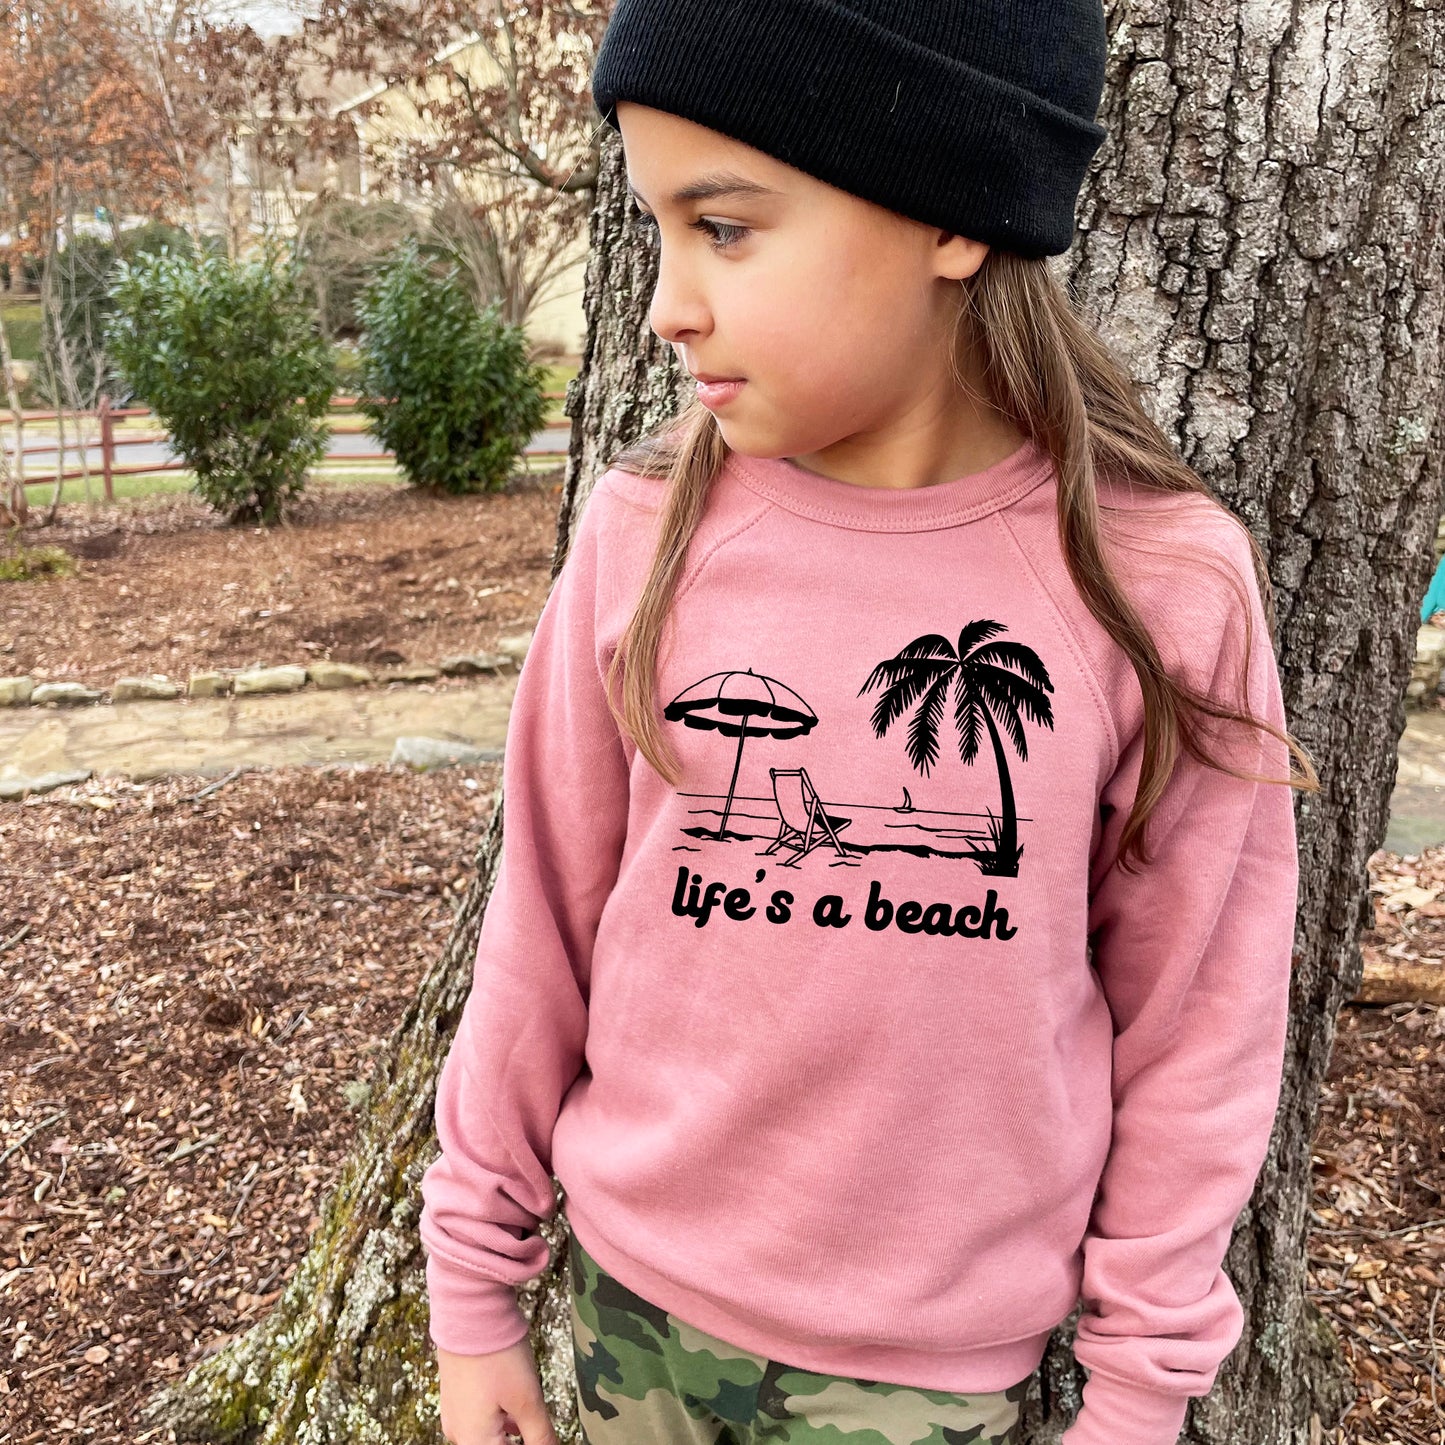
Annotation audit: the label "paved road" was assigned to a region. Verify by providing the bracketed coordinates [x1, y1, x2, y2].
[7, 424, 573, 474]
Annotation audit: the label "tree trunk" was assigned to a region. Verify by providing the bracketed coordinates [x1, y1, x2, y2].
[1027, 1, 1445, 1442]
[148, 0, 1445, 1433]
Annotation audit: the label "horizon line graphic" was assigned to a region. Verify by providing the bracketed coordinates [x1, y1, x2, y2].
[674, 788, 1035, 825]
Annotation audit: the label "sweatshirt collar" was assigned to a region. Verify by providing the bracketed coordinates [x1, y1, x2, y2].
[725, 433, 1055, 532]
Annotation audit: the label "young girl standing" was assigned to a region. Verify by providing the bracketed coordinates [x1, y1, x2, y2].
[420, 3, 1319, 1443]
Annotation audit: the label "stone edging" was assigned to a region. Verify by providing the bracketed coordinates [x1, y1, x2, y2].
[0, 632, 534, 710]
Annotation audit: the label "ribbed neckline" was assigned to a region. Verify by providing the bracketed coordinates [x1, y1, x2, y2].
[726, 433, 1055, 532]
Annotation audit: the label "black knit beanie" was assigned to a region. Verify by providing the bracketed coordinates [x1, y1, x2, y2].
[590, 0, 1109, 259]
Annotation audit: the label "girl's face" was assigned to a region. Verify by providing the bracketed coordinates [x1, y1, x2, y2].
[615, 101, 999, 474]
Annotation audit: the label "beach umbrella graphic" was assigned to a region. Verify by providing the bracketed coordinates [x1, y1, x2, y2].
[663, 667, 818, 839]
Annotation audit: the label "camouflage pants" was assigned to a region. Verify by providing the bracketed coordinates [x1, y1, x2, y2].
[568, 1233, 1028, 1444]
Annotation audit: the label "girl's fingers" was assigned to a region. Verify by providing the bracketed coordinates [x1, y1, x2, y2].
[509, 1399, 559, 1445]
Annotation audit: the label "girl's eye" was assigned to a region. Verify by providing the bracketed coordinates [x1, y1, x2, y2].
[629, 207, 749, 252]
[695, 218, 749, 249]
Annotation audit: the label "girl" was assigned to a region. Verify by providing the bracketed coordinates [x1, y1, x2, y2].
[420, 3, 1320, 1443]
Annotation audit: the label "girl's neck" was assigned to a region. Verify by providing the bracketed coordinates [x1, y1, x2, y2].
[784, 376, 1029, 494]
[785, 418, 1030, 493]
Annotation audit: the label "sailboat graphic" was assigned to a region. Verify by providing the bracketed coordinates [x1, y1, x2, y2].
[895, 786, 915, 813]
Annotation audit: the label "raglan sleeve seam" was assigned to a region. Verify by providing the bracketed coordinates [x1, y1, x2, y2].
[994, 506, 1120, 778]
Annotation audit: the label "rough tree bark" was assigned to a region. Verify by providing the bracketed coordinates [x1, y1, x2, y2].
[148, 0, 1444, 1435]
[1029, 0, 1444, 1440]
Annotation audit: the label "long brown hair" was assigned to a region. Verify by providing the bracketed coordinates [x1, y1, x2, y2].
[598, 248, 1320, 876]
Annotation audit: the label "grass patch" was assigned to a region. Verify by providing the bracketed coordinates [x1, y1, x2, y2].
[308, 467, 407, 489]
[0, 536, 77, 580]
[24, 451, 564, 507]
[0, 299, 42, 363]
[25, 471, 199, 505]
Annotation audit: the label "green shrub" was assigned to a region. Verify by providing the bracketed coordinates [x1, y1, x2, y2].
[355, 240, 548, 494]
[105, 246, 336, 525]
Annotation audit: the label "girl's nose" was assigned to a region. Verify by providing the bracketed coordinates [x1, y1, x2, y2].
[648, 246, 710, 346]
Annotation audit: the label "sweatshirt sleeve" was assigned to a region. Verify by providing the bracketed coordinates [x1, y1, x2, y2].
[1061, 524, 1300, 1444]
[418, 475, 632, 1355]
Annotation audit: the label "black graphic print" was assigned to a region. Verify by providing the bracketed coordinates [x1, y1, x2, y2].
[858, 619, 1055, 877]
[661, 619, 1055, 881]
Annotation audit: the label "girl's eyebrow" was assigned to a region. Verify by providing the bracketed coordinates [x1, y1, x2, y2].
[627, 170, 781, 206]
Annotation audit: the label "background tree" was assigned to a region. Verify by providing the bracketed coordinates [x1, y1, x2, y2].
[148, 0, 1444, 1439]
[246, 0, 610, 329]
[0, 0, 230, 260]
[0, 0, 246, 527]
[292, 193, 419, 342]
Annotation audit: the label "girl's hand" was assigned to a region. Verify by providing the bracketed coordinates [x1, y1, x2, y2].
[437, 1339, 561, 1445]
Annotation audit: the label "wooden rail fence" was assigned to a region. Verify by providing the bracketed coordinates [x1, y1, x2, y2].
[3, 391, 570, 500]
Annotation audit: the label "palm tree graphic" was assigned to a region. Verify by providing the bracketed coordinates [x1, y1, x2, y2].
[858, 620, 1055, 876]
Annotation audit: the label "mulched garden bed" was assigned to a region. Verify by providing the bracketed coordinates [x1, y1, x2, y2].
[1, 472, 566, 689]
[1, 762, 499, 1443]
[1313, 842, 1445, 1445]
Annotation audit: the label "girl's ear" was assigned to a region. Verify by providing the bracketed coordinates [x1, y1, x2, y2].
[934, 230, 990, 283]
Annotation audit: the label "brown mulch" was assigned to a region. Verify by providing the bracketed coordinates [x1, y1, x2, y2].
[0, 763, 500, 1443]
[1310, 844, 1445, 1445]
[0, 474, 565, 689]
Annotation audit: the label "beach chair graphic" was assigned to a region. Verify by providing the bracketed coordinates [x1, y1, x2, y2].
[762, 767, 853, 866]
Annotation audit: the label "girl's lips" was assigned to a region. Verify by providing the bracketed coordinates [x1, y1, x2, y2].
[696, 378, 745, 408]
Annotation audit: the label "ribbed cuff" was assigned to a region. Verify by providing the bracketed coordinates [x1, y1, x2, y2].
[1058, 1369, 1192, 1445]
[424, 1252, 532, 1356]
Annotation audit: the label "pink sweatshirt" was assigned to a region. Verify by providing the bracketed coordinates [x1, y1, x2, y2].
[418, 434, 1299, 1445]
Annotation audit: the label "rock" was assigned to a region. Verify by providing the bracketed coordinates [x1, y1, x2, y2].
[438, 652, 509, 676]
[0, 768, 93, 800]
[0, 676, 35, 706]
[31, 681, 104, 706]
[390, 736, 501, 772]
[233, 664, 308, 696]
[1409, 625, 1445, 709]
[111, 675, 180, 702]
[382, 665, 441, 683]
[494, 631, 534, 664]
[188, 671, 233, 698]
[308, 661, 374, 690]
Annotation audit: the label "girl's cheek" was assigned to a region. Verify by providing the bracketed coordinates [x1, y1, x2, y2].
[734, 296, 800, 362]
